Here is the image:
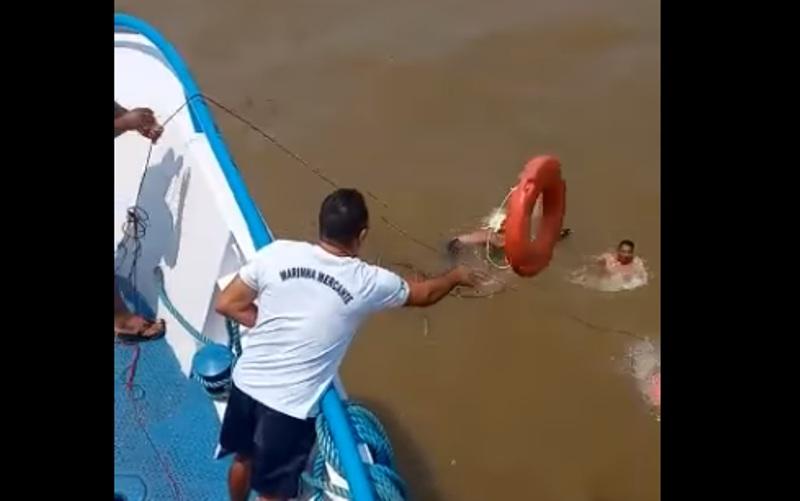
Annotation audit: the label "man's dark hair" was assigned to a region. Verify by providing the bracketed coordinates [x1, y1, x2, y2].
[618, 239, 635, 250]
[319, 188, 369, 245]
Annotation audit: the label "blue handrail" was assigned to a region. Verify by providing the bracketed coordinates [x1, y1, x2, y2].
[114, 13, 376, 501]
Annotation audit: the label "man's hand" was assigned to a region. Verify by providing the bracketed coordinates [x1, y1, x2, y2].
[452, 265, 491, 288]
[404, 265, 488, 307]
[115, 108, 164, 142]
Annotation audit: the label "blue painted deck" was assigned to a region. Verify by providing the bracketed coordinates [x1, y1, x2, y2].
[114, 339, 230, 500]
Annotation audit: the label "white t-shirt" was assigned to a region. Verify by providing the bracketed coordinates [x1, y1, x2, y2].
[232, 239, 410, 419]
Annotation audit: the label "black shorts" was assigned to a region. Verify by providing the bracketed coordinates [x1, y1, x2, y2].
[219, 383, 317, 498]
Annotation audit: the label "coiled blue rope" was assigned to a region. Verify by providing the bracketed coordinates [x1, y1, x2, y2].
[155, 268, 241, 392]
[303, 402, 406, 501]
[226, 318, 242, 359]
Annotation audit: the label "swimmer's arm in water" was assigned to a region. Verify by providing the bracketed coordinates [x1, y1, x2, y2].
[404, 265, 481, 307]
[597, 253, 612, 264]
[450, 230, 505, 250]
[596, 256, 607, 268]
[215, 276, 259, 328]
[455, 230, 492, 246]
[595, 254, 616, 275]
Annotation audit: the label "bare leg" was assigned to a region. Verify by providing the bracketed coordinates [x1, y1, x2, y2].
[114, 276, 165, 337]
[229, 454, 253, 501]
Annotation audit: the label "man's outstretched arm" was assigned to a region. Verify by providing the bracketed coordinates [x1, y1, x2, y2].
[404, 265, 482, 307]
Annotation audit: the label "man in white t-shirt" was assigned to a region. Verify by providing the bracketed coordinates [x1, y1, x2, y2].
[215, 188, 481, 501]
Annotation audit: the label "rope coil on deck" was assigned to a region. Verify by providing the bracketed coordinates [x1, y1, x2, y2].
[303, 402, 406, 501]
[155, 268, 241, 397]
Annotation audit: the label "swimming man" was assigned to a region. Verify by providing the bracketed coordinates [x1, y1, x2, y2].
[597, 239, 646, 283]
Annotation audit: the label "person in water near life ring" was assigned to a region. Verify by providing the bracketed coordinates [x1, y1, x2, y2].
[446, 200, 571, 258]
[447, 226, 572, 255]
[597, 239, 647, 284]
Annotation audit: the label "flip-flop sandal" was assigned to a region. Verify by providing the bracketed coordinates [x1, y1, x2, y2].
[115, 319, 166, 343]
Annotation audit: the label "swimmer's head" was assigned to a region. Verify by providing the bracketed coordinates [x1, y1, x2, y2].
[319, 188, 369, 255]
[617, 240, 635, 265]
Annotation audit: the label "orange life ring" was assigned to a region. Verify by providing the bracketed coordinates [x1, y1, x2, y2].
[504, 155, 566, 277]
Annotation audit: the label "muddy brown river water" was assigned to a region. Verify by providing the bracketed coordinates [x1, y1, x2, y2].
[115, 1, 660, 499]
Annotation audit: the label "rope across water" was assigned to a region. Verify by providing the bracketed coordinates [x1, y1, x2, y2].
[482, 186, 516, 271]
[121, 92, 649, 347]
[115, 92, 652, 501]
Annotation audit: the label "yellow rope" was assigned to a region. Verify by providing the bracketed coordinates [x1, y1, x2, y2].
[483, 187, 516, 270]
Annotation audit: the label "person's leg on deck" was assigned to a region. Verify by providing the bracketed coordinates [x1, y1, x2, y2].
[229, 454, 253, 501]
[220, 384, 316, 501]
[114, 276, 165, 338]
